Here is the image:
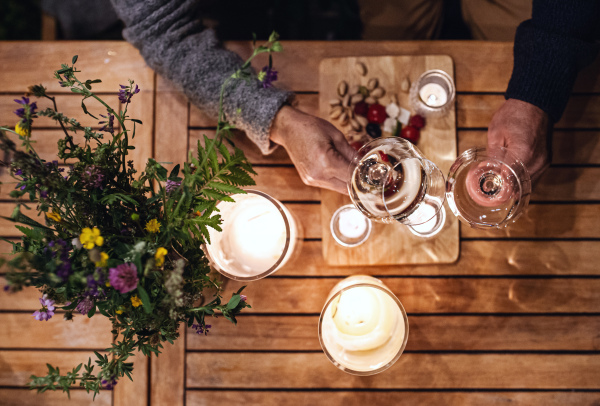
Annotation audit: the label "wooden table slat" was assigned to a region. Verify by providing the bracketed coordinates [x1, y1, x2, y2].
[187, 315, 600, 351]
[186, 353, 600, 389]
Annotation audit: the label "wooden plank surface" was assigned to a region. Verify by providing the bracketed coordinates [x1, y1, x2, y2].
[187, 391, 600, 406]
[186, 353, 600, 389]
[221, 278, 600, 314]
[0, 313, 113, 349]
[0, 389, 111, 406]
[0, 350, 104, 386]
[277, 240, 600, 276]
[187, 315, 600, 351]
[0, 42, 154, 93]
[3, 40, 600, 405]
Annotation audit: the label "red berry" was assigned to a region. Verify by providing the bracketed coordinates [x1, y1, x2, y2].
[350, 141, 364, 151]
[409, 114, 426, 129]
[401, 125, 420, 144]
[367, 103, 387, 124]
[378, 151, 389, 162]
[353, 101, 369, 117]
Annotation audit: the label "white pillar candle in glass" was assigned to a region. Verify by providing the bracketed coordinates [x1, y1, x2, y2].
[319, 275, 409, 375]
[204, 190, 297, 281]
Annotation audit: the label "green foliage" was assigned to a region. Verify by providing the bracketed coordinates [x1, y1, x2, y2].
[0, 32, 282, 398]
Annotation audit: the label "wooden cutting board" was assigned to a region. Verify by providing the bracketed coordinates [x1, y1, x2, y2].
[319, 55, 459, 266]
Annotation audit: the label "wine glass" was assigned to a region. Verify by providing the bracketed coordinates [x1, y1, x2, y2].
[446, 146, 531, 229]
[348, 138, 446, 233]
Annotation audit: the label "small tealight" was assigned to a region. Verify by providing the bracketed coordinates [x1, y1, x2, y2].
[410, 70, 455, 117]
[330, 204, 372, 247]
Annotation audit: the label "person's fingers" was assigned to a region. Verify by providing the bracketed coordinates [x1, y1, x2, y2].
[330, 130, 357, 163]
[323, 143, 353, 184]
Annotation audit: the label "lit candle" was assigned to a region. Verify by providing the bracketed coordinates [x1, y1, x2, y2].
[205, 191, 297, 280]
[319, 276, 408, 374]
[419, 83, 448, 107]
[330, 204, 372, 247]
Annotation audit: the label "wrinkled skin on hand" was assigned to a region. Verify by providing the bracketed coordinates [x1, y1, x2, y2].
[270, 106, 355, 195]
[487, 98, 551, 183]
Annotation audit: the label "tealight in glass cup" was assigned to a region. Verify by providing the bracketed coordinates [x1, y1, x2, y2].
[318, 275, 409, 375]
[330, 204, 372, 247]
[348, 138, 446, 236]
[204, 190, 298, 281]
[446, 146, 531, 229]
[409, 69, 456, 117]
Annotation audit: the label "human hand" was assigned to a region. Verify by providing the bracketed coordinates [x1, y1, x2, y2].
[270, 106, 355, 195]
[487, 99, 551, 182]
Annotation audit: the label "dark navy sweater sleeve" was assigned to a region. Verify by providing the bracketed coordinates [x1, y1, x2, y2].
[505, 0, 600, 123]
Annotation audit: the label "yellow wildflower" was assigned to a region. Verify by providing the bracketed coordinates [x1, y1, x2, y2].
[115, 308, 124, 315]
[95, 252, 109, 268]
[15, 122, 30, 137]
[155, 247, 168, 267]
[145, 219, 161, 233]
[105, 281, 111, 287]
[130, 295, 143, 308]
[79, 227, 104, 250]
[46, 210, 61, 222]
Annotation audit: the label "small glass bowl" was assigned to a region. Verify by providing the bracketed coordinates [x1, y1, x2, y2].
[330, 204, 372, 247]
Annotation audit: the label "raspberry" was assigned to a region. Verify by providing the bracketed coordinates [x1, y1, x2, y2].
[409, 114, 425, 129]
[400, 125, 420, 144]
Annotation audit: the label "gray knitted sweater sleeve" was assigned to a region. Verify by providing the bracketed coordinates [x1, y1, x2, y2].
[109, 0, 293, 154]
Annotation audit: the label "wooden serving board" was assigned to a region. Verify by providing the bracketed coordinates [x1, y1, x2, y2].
[319, 55, 459, 266]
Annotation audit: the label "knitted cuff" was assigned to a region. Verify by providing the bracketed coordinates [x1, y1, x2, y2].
[505, 21, 599, 123]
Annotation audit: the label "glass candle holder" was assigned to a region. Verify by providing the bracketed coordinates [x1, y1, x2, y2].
[330, 204, 372, 247]
[204, 190, 297, 281]
[409, 69, 456, 117]
[318, 275, 409, 375]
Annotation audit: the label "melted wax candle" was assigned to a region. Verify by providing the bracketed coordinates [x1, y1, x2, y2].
[206, 192, 296, 279]
[419, 83, 448, 107]
[320, 276, 408, 374]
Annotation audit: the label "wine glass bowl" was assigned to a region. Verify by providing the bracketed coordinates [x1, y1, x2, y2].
[446, 146, 531, 229]
[348, 138, 446, 229]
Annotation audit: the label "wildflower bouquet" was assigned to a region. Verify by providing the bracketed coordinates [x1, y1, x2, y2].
[0, 33, 283, 397]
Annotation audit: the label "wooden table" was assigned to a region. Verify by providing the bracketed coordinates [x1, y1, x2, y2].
[1, 41, 600, 406]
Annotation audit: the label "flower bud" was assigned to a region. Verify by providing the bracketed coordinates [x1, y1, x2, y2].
[131, 213, 140, 221]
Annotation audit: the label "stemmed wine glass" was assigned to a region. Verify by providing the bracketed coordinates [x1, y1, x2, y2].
[347, 138, 446, 234]
[446, 146, 531, 229]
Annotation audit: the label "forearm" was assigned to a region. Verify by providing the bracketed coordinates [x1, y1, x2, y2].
[505, 0, 600, 123]
[109, 0, 293, 154]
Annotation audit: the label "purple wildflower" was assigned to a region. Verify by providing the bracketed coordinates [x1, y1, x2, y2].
[108, 263, 139, 293]
[259, 66, 278, 88]
[165, 179, 181, 194]
[118, 83, 140, 104]
[76, 297, 94, 315]
[13, 97, 37, 125]
[101, 376, 117, 390]
[240, 294, 247, 302]
[32, 294, 55, 321]
[191, 323, 212, 336]
[99, 113, 115, 134]
[14, 97, 28, 105]
[3, 285, 10, 292]
[40, 190, 48, 198]
[14, 169, 22, 176]
[83, 165, 104, 189]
